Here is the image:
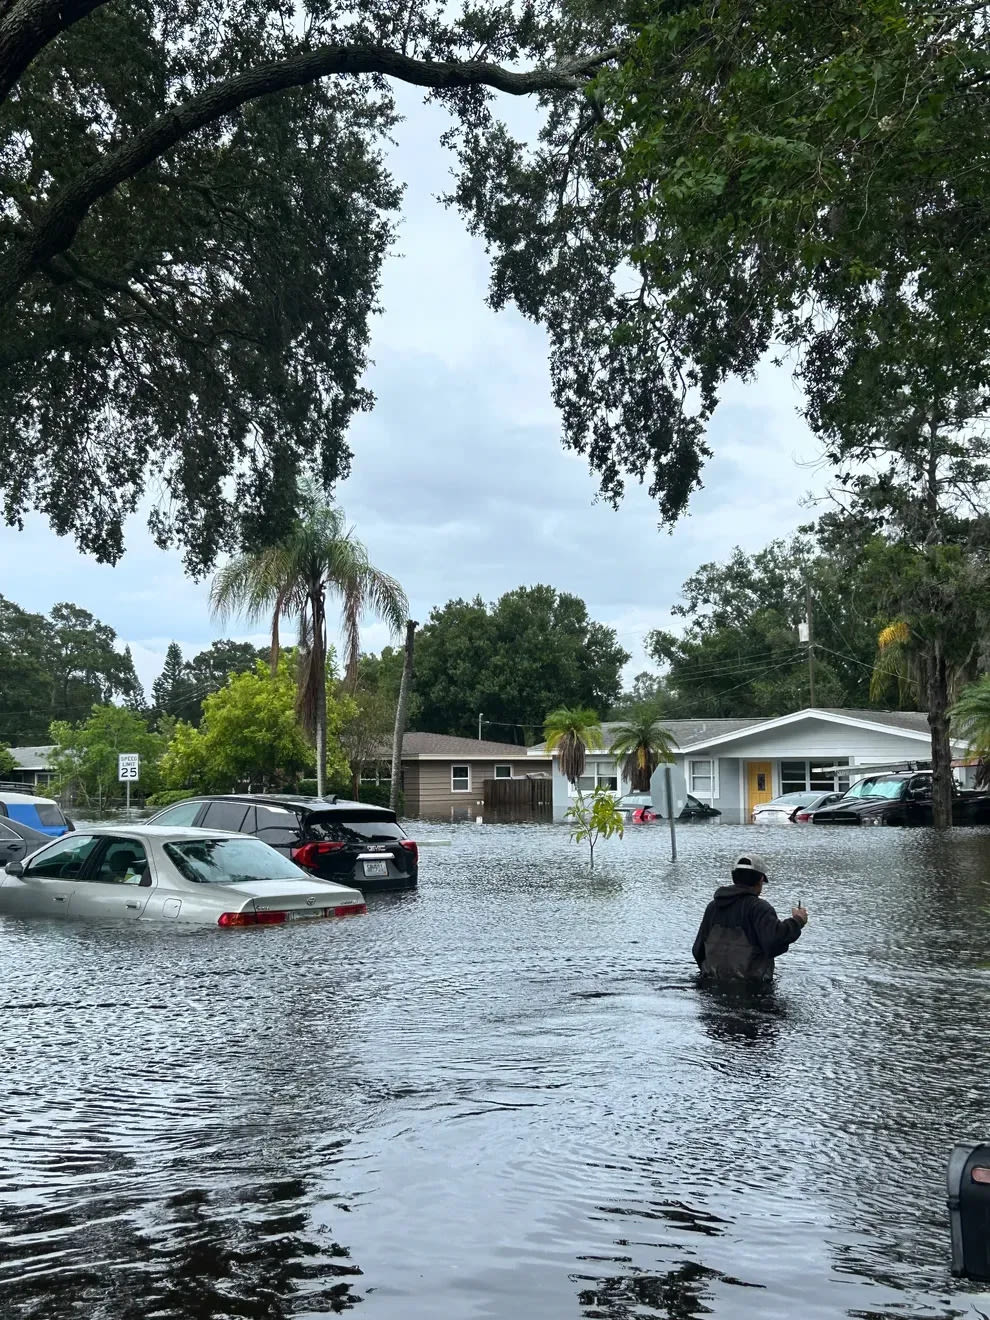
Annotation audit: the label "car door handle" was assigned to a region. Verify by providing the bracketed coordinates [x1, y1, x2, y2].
[53, 895, 67, 903]
[125, 902, 140, 909]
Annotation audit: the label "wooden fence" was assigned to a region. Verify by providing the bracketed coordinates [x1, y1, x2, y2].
[482, 776, 552, 818]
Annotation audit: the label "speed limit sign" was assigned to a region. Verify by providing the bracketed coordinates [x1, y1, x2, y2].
[118, 753, 140, 782]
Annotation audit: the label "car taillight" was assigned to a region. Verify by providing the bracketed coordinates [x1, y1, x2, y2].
[218, 910, 288, 927]
[334, 903, 367, 917]
[291, 841, 345, 868]
[795, 811, 812, 822]
[400, 840, 418, 863]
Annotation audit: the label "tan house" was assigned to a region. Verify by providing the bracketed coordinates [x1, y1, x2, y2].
[398, 733, 551, 818]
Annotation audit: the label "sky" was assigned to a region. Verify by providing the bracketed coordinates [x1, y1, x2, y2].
[0, 87, 831, 699]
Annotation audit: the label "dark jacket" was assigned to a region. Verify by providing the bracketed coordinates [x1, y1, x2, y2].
[692, 885, 803, 982]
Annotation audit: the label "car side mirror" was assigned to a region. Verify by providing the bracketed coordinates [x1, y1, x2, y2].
[5, 860, 24, 877]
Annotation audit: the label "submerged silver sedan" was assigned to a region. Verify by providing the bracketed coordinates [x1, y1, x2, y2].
[0, 825, 367, 926]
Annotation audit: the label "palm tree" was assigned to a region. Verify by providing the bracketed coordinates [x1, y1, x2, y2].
[543, 707, 603, 791]
[951, 676, 990, 787]
[211, 481, 407, 797]
[609, 710, 675, 792]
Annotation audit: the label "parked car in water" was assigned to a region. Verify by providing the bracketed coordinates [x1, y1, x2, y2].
[145, 794, 417, 891]
[0, 791, 72, 837]
[0, 826, 366, 925]
[752, 790, 844, 825]
[679, 794, 721, 821]
[809, 771, 990, 826]
[616, 792, 659, 823]
[0, 816, 49, 865]
[615, 792, 720, 823]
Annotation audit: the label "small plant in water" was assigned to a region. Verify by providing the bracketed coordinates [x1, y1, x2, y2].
[565, 785, 624, 869]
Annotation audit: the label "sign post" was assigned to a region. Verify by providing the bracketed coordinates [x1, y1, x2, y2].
[118, 753, 140, 812]
[664, 763, 677, 862]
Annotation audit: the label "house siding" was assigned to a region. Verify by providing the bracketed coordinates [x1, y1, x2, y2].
[716, 758, 742, 821]
[405, 760, 544, 818]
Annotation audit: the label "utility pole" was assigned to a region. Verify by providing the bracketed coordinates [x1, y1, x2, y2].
[478, 712, 483, 741]
[805, 583, 816, 708]
[389, 620, 417, 815]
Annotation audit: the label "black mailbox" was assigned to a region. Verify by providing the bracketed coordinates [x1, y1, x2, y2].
[948, 1143, 990, 1278]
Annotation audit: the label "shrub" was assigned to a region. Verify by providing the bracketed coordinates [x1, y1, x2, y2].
[145, 788, 196, 808]
[293, 778, 403, 812]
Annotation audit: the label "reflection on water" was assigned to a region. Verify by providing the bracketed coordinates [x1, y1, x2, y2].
[2, 821, 990, 1319]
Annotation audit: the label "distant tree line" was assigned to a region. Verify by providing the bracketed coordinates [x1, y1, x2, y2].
[353, 586, 630, 745]
[0, 596, 143, 744]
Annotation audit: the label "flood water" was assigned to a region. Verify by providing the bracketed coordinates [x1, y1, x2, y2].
[3, 821, 990, 1319]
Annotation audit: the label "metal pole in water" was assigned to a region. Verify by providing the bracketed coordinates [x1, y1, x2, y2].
[126, 779, 130, 813]
[664, 764, 677, 861]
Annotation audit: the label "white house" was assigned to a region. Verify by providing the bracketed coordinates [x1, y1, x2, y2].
[529, 708, 971, 823]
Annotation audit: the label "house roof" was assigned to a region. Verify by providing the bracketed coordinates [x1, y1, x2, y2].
[401, 732, 545, 760]
[526, 718, 755, 756]
[529, 708, 945, 756]
[817, 708, 931, 734]
[8, 745, 54, 770]
[678, 707, 943, 752]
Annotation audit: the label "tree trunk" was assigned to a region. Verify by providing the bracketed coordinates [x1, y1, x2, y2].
[928, 637, 953, 830]
[351, 767, 361, 800]
[314, 595, 328, 800]
[389, 620, 417, 815]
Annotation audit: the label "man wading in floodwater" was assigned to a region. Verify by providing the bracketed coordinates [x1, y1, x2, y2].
[692, 853, 809, 982]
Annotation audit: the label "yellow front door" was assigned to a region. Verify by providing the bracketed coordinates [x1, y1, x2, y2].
[746, 761, 774, 818]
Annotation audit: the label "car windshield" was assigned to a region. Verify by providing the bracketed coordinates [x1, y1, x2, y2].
[306, 813, 405, 844]
[843, 777, 908, 801]
[165, 837, 307, 885]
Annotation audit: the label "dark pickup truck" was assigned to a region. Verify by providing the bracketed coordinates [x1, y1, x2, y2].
[810, 771, 990, 826]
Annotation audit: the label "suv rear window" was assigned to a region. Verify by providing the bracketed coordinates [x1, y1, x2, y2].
[251, 804, 302, 848]
[201, 801, 250, 832]
[305, 813, 404, 845]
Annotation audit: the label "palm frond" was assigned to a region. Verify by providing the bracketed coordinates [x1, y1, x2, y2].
[951, 676, 990, 760]
[878, 620, 911, 650]
[870, 621, 920, 704]
[543, 707, 604, 785]
[609, 712, 675, 791]
[209, 547, 286, 624]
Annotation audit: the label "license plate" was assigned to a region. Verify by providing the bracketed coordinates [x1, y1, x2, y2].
[287, 908, 330, 921]
[363, 860, 388, 877]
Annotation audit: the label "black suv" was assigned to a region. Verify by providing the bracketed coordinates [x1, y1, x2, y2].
[146, 794, 417, 891]
[810, 771, 990, 826]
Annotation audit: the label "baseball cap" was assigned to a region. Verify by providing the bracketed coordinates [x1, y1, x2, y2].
[732, 852, 769, 881]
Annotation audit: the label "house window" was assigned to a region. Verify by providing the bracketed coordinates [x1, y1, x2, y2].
[689, 759, 714, 796]
[451, 764, 470, 793]
[781, 759, 850, 793]
[494, 764, 512, 779]
[781, 760, 808, 794]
